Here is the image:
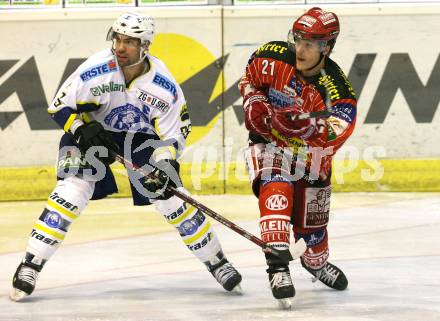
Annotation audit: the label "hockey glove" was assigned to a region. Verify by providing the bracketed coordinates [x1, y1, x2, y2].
[243, 90, 273, 137]
[271, 108, 318, 140]
[73, 121, 118, 165]
[143, 159, 181, 200]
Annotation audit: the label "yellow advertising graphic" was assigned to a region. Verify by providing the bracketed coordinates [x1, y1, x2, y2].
[150, 33, 226, 147]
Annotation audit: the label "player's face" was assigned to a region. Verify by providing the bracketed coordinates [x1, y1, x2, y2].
[294, 39, 327, 73]
[113, 34, 142, 67]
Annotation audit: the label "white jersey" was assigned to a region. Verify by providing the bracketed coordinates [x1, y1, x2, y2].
[48, 49, 191, 159]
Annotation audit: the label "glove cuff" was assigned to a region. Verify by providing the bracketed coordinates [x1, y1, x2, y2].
[69, 119, 85, 134]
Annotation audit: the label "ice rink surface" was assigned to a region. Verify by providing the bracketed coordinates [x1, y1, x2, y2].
[0, 193, 439, 321]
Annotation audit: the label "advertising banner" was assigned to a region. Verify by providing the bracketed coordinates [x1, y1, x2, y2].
[1, 5, 439, 198]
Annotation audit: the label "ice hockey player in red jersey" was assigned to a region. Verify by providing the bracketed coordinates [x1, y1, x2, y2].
[239, 7, 357, 308]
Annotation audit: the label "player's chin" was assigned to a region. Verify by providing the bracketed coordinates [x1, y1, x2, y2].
[117, 57, 129, 66]
[295, 60, 308, 71]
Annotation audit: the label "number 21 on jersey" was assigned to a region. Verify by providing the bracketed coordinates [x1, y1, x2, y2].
[262, 60, 275, 76]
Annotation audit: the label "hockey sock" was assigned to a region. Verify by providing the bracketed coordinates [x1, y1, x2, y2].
[25, 176, 94, 263]
[294, 229, 329, 271]
[258, 181, 294, 252]
[154, 187, 223, 266]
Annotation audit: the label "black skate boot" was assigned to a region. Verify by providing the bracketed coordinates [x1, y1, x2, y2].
[265, 252, 295, 309]
[267, 264, 295, 309]
[10, 261, 42, 302]
[208, 258, 242, 293]
[301, 259, 348, 290]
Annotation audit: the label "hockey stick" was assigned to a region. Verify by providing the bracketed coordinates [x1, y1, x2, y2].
[112, 151, 306, 263]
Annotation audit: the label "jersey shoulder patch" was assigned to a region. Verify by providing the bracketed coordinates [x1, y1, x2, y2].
[253, 41, 295, 65]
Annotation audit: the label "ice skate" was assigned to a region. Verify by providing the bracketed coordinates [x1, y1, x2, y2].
[10, 262, 39, 302]
[210, 258, 243, 293]
[302, 259, 348, 290]
[267, 265, 295, 310]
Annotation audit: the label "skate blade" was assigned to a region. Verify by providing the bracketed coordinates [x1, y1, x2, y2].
[277, 298, 292, 310]
[231, 283, 243, 295]
[9, 288, 28, 302]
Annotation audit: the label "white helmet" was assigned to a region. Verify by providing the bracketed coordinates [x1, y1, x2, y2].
[106, 12, 155, 45]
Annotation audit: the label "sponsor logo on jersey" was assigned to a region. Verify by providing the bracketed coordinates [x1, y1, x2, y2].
[265, 194, 289, 211]
[282, 85, 297, 98]
[256, 43, 288, 55]
[332, 104, 356, 123]
[268, 88, 294, 108]
[318, 74, 340, 100]
[305, 187, 331, 227]
[80, 60, 117, 82]
[90, 82, 125, 96]
[152, 73, 178, 102]
[43, 211, 63, 229]
[104, 103, 151, 133]
[136, 89, 170, 113]
[338, 67, 356, 98]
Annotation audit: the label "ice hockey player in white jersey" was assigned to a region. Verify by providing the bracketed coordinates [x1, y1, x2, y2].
[10, 11, 242, 302]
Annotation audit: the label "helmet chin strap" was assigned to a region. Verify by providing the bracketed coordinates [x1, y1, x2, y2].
[304, 52, 325, 72]
[112, 44, 149, 69]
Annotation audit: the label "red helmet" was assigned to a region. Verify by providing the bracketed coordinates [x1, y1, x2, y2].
[292, 7, 340, 42]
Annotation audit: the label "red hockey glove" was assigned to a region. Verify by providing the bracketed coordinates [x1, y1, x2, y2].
[272, 83, 326, 140]
[243, 90, 273, 137]
[271, 108, 317, 140]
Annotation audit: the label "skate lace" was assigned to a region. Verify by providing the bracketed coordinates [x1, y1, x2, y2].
[312, 264, 339, 286]
[17, 266, 38, 286]
[270, 272, 292, 289]
[213, 262, 237, 286]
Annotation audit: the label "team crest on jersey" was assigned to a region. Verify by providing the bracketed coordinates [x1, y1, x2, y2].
[80, 60, 117, 82]
[268, 88, 294, 108]
[104, 103, 151, 132]
[136, 89, 170, 113]
[152, 73, 178, 102]
[288, 76, 304, 95]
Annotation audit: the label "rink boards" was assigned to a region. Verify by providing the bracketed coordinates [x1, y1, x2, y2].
[0, 4, 439, 199]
